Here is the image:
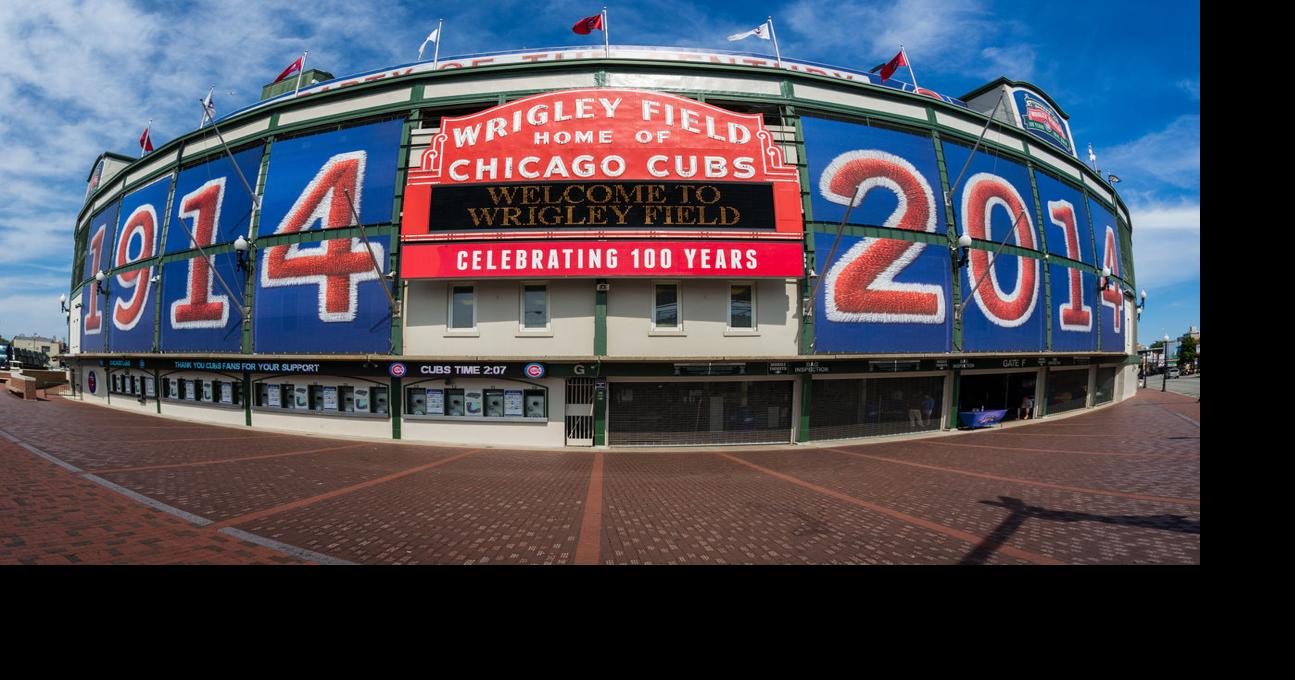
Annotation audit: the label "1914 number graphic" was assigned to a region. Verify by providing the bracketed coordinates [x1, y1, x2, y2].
[83, 225, 106, 335]
[1101, 225, 1122, 334]
[171, 178, 232, 329]
[112, 204, 159, 331]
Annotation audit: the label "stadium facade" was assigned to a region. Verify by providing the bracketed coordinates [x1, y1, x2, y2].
[63, 45, 1139, 447]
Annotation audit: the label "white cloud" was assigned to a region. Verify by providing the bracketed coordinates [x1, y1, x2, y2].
[1128, 199, 1200, 290]
[1102, 115, 1200, 191]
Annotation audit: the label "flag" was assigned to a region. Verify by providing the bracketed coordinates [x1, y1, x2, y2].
[272, 55, 304, 84]
[201, 87, 216, 123]
[572, 13, 604, 34]
[139, 125, 154, 154]
[1107, 174, 1122, 184]
[870, 49, 908, 81]
[419, 27, 440, 60]
[1088, 144, 1098, 165]
[727, 22, 771, 41]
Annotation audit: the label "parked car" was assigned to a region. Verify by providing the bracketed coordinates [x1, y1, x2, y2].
[1167, 367, 1181, 378]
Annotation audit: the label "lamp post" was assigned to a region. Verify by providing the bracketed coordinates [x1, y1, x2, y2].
[1161, 334, 1170, 392]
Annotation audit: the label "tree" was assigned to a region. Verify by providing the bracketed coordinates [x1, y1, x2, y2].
[1177, 336, 1198, 368]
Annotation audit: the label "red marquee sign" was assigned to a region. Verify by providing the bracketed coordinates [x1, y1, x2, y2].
[400, 88, 803, 278]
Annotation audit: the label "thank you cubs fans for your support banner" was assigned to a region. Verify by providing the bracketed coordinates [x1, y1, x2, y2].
[400, 88, 803, 279]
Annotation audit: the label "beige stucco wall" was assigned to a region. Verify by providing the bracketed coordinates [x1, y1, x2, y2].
[403, 279, 595, 357]
[605, 278, 799, 357]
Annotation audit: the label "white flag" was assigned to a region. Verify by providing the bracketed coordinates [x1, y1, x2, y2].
[201, 87, 216, 124]
[419, 28, 440, 60]
[1088, 144, 1097, 165]
[727, 22, 770, 41]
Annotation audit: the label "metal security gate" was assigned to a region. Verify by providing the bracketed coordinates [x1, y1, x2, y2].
[809, 375, 945, 441]
[565, 377, 595, 446]
[608, 380, 793, 446]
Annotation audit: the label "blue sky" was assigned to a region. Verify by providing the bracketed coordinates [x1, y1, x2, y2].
[0, 0, 1199, 346]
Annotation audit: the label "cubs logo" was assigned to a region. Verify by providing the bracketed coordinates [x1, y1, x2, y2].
[260, 152, 385, 323]
[524, 362, 545, 378]
[389, 362, 407, 378]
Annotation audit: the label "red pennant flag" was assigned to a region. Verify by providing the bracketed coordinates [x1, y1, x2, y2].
[272, 55, 304, 84]
[572, 13, 604, 34]
[139, 126, 154, 153]
[871, 49, 908, 81]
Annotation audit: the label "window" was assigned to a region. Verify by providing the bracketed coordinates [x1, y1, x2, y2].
[728, 283, 755, 330]
[653, 283, 680, 330]
[449, 285, 475, 330]
[521, 284, 549, 330]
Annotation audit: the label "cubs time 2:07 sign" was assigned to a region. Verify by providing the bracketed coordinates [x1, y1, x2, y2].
[400, 88, 803, 278]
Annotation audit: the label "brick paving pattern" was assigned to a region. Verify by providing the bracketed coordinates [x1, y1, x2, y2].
[0, 388, 1200, 565]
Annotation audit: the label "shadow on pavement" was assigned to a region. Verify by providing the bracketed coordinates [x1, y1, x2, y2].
[959, 496, 1201, 565]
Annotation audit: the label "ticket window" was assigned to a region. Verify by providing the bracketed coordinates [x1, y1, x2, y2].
[484, 390, 505, 418]
[372, 386, 388, 415]
[407, 388, 428, 415]
[445, 389, 466, 416]
[293, 385, 309, 410]
[524, 390, 547, 419]
[309, 385, 325, 411]
[202, 380, 213, 402]
[354, 386, 371, 414]
[163, 379, 173, 398]
[340, 386, 356, 413]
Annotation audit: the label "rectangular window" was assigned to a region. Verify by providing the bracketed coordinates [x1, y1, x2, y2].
[653, 283, 680, 330]
[450, 285, 475, 329]
[521, 284, 549, 330]
[445, 389, 465, 416]
[729, 283, 755, 329]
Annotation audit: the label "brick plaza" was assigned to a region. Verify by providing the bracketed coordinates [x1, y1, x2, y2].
[1, 389, 1199, 565]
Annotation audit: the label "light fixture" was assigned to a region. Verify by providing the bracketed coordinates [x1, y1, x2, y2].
[1136, 289, 1147, 319]
[1098, 266, 1112, 291]
[955, 232, 973, 269]
[59, 293, 69, 314]
[94, 269, 109, 296]
[234, 235, 251, 273]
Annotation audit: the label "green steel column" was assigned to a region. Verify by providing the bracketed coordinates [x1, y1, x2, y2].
[1025, 160, 1052, 352]
[1039, 367, 1050, 417]
[797, 373, 812, 443]
[931, 131, 961, 351]
[243, 371, 252, 426]
[594, 280, 608, 356]
[155, 369, 162, 414]
[391, 376, 402, 440]
[593, 381, 607, 446]
[948, 369, 961, 429]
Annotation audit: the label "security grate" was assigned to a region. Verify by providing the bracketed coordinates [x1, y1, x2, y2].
[565, 377, 595, 446]
[809, 376, 944, 441]
[1047, 369, 1089, 414]
[608, 380, 793, 446]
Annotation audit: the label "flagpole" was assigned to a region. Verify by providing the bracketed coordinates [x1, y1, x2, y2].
[140, 119, 151, 158]
[602, 7, 609, 58]
[199, 101, 261, 211]
[433, 18, 443, 69]
[767, 16, 783, 69]
[902, 45, 920, 90]
[294, 50, 309, 97]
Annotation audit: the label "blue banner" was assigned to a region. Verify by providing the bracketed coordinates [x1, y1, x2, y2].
[158, 252, 244, 353]
[960, 249, 1046, 352]
[165, 145, 265, 255]
[1034, 170, 1093, 264]
[813, 232, 951, 353]
[1089, 198, 1125, 352]
[941, 141, 1041, 252]
[80, 200, 120, 353]
[109, 176, 171, 352]
[1049, 263, 1097, 352]
[802, 117, 946, 235]
[253, 234, 393, 354]
[258, 119, 403, 238]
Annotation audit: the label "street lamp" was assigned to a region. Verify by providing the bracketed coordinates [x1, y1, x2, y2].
[1161, 334, 1170, 392]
